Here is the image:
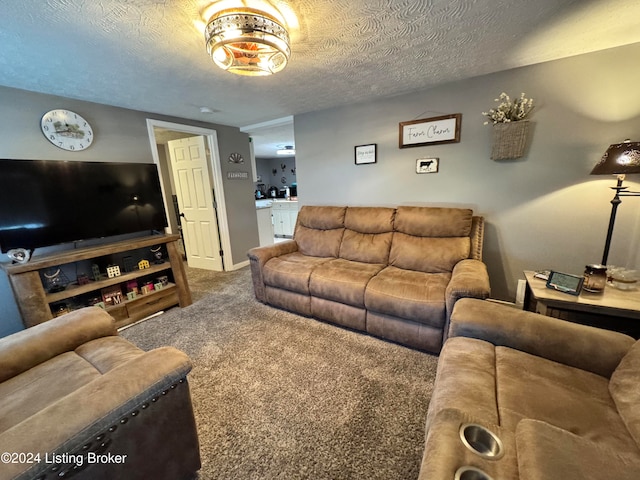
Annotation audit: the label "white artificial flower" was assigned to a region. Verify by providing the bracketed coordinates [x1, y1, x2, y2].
[482, 92, 534, 124]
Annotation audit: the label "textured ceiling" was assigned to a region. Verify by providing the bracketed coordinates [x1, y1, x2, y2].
[1, 0, 639, 157]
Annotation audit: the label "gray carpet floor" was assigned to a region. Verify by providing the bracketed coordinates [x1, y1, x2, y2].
[121, 265, 438, 479]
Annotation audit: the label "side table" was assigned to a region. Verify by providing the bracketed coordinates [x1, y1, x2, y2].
[523, 270, 640, 339]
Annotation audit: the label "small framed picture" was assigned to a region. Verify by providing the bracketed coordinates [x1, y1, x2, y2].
[355, 144, 377, 165]
[416, 158, 439, 174]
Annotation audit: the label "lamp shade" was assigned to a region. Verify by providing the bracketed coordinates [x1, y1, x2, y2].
[590, 140, 640, 175]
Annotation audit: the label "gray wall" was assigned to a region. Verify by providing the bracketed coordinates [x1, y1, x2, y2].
[294, 43, 640, 301]
[255, 156, 297, 194]
[216, 129, 259, 260]
[0, 86, 257, 336]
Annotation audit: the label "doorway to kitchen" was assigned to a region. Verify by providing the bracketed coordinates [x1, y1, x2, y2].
[241, 116, 298, 245]
[146, 119, 232, 271]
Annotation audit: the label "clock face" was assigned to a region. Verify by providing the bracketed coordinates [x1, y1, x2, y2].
[41, 109, 94, 151]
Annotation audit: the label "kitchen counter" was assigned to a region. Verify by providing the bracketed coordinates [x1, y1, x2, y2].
[255, 198, 298, 209]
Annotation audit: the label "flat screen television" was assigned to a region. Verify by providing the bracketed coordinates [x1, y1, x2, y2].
[0, 159, 168, 253]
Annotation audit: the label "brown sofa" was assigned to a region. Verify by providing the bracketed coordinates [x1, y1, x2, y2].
[0, 307, 200, 480]
[420, 298, 640, 479]
[248, 205, 490, 353]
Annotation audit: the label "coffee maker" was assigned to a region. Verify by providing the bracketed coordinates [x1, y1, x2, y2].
[255, 184, 267, 199]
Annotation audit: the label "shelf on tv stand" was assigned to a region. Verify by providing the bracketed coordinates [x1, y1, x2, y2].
[105, 283, 179, 329]
[2, 234, 191, 329]
[45, 262, 173, 304]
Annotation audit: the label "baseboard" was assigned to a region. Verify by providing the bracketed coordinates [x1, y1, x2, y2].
[118, 310, 165, 331]
[230, 259, 250, 271]
[515, 279, 527, 307]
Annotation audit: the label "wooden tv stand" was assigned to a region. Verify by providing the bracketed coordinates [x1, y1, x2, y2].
[2, 234, 191, 329]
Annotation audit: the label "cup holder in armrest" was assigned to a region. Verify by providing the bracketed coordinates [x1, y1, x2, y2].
[459, 423, 504, 460]
[454, 466, 494, 480]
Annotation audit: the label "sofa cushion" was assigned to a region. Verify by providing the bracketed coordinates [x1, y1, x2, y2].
[496, 346, 637, 453]
[75, 336, 145, 373]
[390, 234, 470, 273]
[294, 206, 346, 258]
[263, 252, 332, 295]
[0, 351, 100, 433]
[310, 259, 386, 307]
[394, 206, 473, 237]
[0, 336, 145, 435]
[516, 419, 640, 480]
[344, 206, 396, 233]
[338, 207, 394, 264]
[610, 340, 640, 448]
[295, 226, 344, 258]
[390, 206, 472, 273]
[365, 266, 450, 327]
[0, 307, 116, 384]
[339, 229, 393, 264]
[297, 205, 347, 230]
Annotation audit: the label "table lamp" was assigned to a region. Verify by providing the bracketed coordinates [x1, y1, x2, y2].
[590, 139, 640, 265]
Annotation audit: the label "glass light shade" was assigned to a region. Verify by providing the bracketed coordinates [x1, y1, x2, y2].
[276, 146, 295, 155]
[205, 8, 290, 76]
[590, 140, 640, 175]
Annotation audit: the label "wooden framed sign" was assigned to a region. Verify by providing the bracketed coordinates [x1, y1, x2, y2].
[399, 113, 461, 148]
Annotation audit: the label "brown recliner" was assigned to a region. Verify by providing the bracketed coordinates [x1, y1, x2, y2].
[420, 298, 640, 479]
[0, 307, 200, 480]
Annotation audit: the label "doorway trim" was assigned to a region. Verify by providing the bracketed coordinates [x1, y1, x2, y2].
[146, 119, 232, 271]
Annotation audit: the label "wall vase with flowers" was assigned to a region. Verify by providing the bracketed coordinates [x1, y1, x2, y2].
[483, 92, 534, 160]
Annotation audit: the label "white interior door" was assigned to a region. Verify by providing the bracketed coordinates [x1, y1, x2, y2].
[168, 136, 223, 271]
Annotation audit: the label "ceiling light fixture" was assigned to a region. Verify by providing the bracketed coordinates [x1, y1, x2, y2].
[276, 145, 295, 155]
[204, 6, 290, 76]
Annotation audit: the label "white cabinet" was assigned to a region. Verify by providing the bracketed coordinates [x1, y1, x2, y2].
[256, 206, 275, 246]
[272, 201, 299, 237]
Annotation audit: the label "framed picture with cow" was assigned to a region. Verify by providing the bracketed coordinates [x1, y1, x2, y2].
[416, 157, 439, 174]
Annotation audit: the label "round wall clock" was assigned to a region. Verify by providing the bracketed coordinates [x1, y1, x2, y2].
[41, 109, 94, 151]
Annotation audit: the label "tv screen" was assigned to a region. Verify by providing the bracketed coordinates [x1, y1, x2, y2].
[0, 159, 168, 253]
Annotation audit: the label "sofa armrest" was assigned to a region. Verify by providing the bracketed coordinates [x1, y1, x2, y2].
[443, 259, 491, 341]
[419, 408, 518, 480]
[0, 346, 193, 479]
[449, 298, 635, 377]
[247, 240, 298, 302]
[516, 419, 640, 480]
[0, 307, 116, 383]
[446, 259, 491, 303]
[247, 240, 298, 266]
